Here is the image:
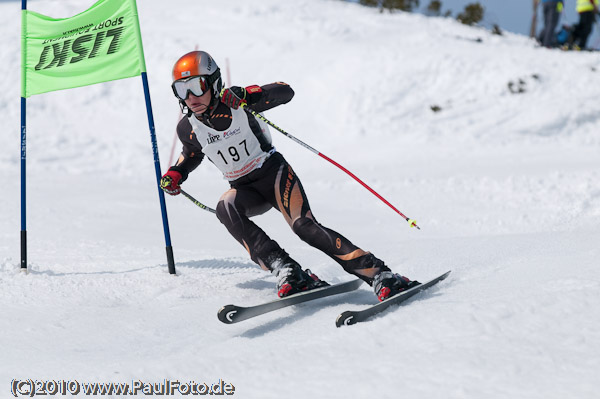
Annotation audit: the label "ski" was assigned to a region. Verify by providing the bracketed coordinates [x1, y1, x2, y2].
[218, 279, 364, 324]
[335, 270, 451, 327]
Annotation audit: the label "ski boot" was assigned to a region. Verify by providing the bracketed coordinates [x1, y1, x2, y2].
[373, 271, 421, 302]
[273, 258, 329, 298]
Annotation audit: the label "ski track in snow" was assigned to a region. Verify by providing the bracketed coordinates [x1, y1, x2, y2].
[1, 1, 599, 398]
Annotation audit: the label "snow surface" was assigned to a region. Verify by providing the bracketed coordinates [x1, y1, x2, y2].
[1, 0, 600, 398]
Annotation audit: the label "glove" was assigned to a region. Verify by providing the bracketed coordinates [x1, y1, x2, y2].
[160, 169, 182, 195]
[220, 86, 246, 109]
[220, 85, 263, 109]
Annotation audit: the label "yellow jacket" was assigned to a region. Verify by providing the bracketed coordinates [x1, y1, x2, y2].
[576, 0, 599, 13]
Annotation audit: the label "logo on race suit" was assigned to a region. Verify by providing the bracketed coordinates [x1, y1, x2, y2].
[206, 132, 221, 144]
[223, 127, 241, 139]
[282, 166, 295, 208]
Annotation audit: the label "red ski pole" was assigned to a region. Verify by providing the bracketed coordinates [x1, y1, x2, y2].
[240, 104, 420, 230]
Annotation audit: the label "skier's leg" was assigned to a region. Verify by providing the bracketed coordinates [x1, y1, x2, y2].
[270, 160, 391, 284]
[216, 185, 327, 297]
[216, 187, 284, 270]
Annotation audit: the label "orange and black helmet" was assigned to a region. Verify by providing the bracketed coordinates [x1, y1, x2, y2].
[171, 51, 222, 112]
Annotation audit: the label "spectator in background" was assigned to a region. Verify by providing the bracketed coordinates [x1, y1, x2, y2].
[571, 0, 599, 49]
[539, 0, 565, 47]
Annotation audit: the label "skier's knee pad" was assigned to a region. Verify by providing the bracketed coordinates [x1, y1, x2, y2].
[216, 199, 239, 228]
[216, 190, 237, 225]
[291, 216, 320, 240]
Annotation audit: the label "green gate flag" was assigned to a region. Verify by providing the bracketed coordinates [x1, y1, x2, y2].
[22, 0, 146, 98]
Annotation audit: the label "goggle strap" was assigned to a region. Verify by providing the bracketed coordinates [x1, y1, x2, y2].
[204, 69, 221, 88]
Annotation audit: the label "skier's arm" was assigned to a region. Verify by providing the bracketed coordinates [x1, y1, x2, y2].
[169, 117, 204, 183]
[220, 82, 294, 112]
[250, 82, 294, 112]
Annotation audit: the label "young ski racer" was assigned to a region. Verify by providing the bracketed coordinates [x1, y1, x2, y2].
[161, 51, 420, 301]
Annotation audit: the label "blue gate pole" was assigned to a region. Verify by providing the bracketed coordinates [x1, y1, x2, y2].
[21, 0, 27, 271]
[21, 99, 27, 270]
[140, 72, 176, 275]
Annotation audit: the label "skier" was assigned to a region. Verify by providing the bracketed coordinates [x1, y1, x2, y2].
[161, 50, 420, 301]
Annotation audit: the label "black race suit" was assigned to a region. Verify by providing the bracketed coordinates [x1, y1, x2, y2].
[170, 83, 390, 284]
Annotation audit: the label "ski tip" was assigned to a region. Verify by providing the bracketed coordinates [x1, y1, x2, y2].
[217, 305, 238, 324]
[335, 311, 357, 328]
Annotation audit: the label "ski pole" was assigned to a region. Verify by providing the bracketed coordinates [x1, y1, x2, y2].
[180, 189, 216, 214]
[160, 183, 216, 214]
[240, 103, 420, 229]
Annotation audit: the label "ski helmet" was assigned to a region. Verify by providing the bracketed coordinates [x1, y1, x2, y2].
[171, 50, 222, 115]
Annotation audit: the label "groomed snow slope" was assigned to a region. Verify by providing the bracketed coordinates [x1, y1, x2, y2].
[1, 1, 599, 398]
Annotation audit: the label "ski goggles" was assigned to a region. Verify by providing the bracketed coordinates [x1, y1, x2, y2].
[172, 76, 210, 101]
